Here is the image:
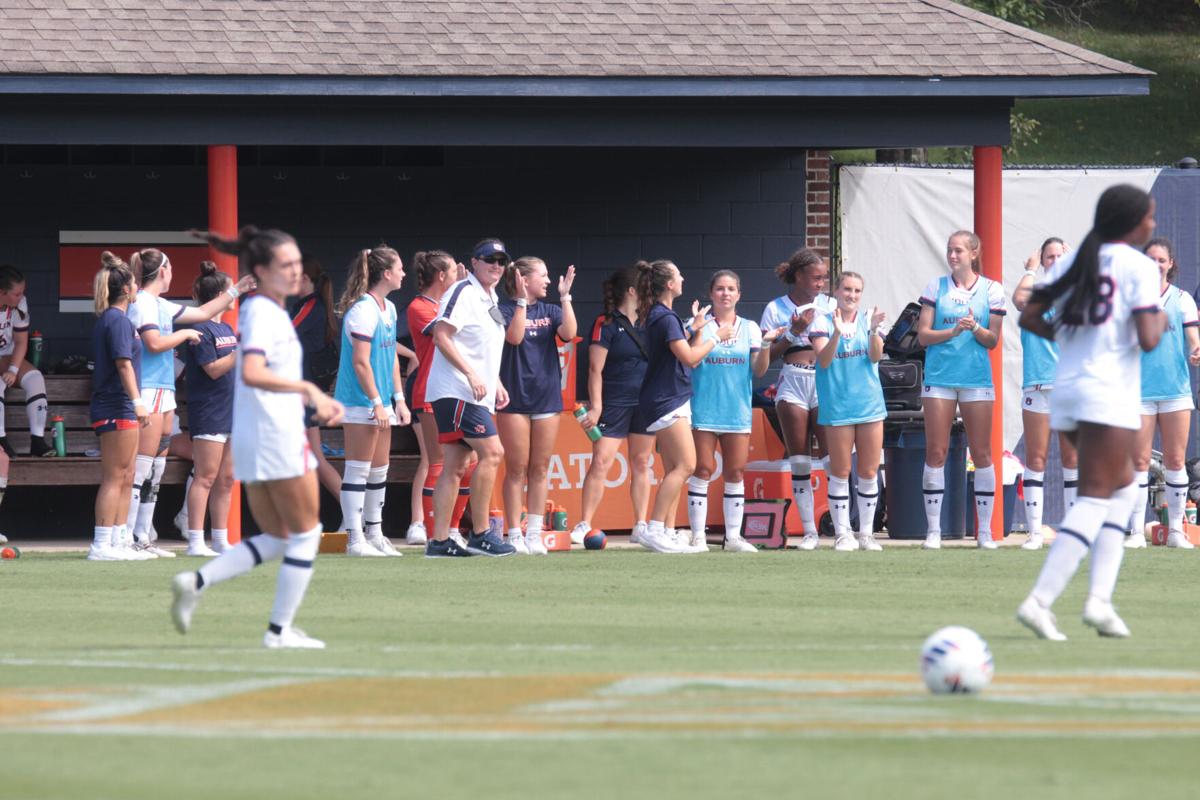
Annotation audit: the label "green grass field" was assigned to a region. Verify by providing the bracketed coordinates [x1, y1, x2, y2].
[2, 547, 1199, 800]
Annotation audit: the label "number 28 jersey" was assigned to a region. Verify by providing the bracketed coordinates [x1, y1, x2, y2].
[1035, 242, 1158, 395]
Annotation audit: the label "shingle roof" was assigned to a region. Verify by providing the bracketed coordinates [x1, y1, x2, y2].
[0, 0, 1149, 79]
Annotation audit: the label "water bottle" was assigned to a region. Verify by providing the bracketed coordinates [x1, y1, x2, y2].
[30, 331, 42, 369]
[552, 505, 568, 531]
[573, 403, 601, 442]
[51, 415, 66, 457]
[488, 508, 504, 538]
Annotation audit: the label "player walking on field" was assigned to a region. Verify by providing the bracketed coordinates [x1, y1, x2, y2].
[916, 231, 1006, 550]
[333, 245, 411, 558]
[1016, 184, 1163, 641]
[1126, 237, 1200, 550]
[808, 272, 887, 552]
[172, 226, 344, 649]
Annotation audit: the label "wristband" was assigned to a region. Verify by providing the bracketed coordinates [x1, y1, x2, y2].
[226, 286, 240, 299]
[972, 321, 981, 333]
[370, 396, 383, 407]
[392, 392, 405, 404]
[133, 398, 146, 408]
[560, 294, 572, 302]
[515, 298, 528, 308]
[6, 365, 17, 375]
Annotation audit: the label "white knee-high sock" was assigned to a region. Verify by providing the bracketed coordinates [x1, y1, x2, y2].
[176, 468, 193, 530]
[339, 460, 371, 546]
[134, 455, 166, 543]
[856, 475, 878, 536]
[364, 464, 389, 542]
[922, 463, 945, 535]
[827, 475, 851, 536]
[1062, 467, 1079, 510]
[196, 533, 287, 590]
[1089, 482, 1138, 604]
[723, 480, 745, 541]
[19, 369, 46, 437]
[269, 525, 321, 632]
[127, 454, 154, 535]
[1024, 470, 1045, 536]
[687, 476, 709, 536]
[1164, 467, 1189, 532]
[789, 455, 816, 534]
[1131, 470, 1150, 533]
[1030, 496, 1109, 608]
[974, 464, 996, 541]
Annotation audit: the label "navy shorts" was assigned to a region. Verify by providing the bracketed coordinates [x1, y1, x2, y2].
[404, 372, 422, 417]
[597, 404, 649, 439]
[432, 398, 497, 443]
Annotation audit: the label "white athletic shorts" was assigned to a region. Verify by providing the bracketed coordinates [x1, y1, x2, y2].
[145, 388, 177, 414]
[1022, 385, 1053, 415]
[775, 363, 818, 410]
[341, 405, 399, 426]
[921, 385, 994, 403]
[1141, 396, 1194, 416]
[233, 430, 317, 483]
[193, 433, 229, 444]
[1051, 381, 1140, 433]
[647, 400, 692, 433]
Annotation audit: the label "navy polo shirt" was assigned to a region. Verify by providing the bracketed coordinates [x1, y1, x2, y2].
[639, 302, 692, 422]
[498, 299, 563, 415]
[590, 312, 647, 408]
[90, 306, 142, 422]
[183, 320, 237, 435]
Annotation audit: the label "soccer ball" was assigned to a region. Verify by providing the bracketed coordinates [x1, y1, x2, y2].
[919, 626, 993, 695]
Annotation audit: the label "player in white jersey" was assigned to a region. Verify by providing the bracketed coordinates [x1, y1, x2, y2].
[1012, 238, 1079, 551]
[1128, 237, 1200, 550]
[171, 226, 344, 650]
[916, 231, 1006, 551]
[759, 248, 834, 550]
[0, 264, 51, 457]
[1016, 185, 1163, 641]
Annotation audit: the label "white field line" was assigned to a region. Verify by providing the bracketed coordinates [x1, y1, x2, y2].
[23, 678, 309, 723]
[0, 656, 498, 680]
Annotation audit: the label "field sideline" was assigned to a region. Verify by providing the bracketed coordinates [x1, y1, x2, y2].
[1, 549, 1198, 799]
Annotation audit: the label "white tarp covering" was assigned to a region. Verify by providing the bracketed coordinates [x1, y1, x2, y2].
[838, 165, 1162, 451]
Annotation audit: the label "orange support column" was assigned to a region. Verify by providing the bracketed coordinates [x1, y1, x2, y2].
[207, 145, 241, 544]
[974, 145, 1004, 540]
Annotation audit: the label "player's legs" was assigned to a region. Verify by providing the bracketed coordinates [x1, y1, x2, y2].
[341, 422, 382, 554]
[126, 409, 165, 544]
[185, 437, 225, 555]
[688, 429, 719, 538]
[1158, 408, 1193, 546]
[854, 421, 884, 548]
[628, 433, 654, 528]
[920, 396, 957, 545]
[579, 435, 623, 531]
[496, 412, 531, 534]
[91, 427, 138, 558]
[960, 399, 996, 545]
[305, 426, 342, 501]
[777, 401, 817, 541]
[647, 418, 695, 550]
[363, 427, 397, 554]
[1127, 413, 1157, 546]
[522, 414, 560, 553]
[1021, 407, 1052, 549]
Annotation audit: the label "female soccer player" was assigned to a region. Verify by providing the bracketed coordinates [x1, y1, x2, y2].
[1013, 238, 1079, 551]
[637, 259, 731, 554]
[87, 253, 149, 561]
[687, 270, 782, 552]
[759, 249, 835, 550]
[1127, 237, 1200, 550]
[334, 245, 411, 557]
[423, 238, 516, 558]
[809, 272, 887, 552]
[0, 265, 50, 457]
[292, 256, 342, 505]
[497, 256, 576, 555]
[1016, 184, 1162, 641]
[180, 263, 239, 557]
[916, 231, 1006, 550]
[172, 226, 344, 649]
[571, 266, 654, 545]
[125, 248, 252, 557]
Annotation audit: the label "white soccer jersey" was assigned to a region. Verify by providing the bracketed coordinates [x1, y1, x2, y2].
[423, 272, 506, 413]
[232, 294, 312, 482]
[759, 293, 836, 349]
[0, 296, 29, 356]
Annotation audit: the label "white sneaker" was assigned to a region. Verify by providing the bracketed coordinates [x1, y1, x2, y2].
[346, 540, 387, 557]
[87, 543, 133, 561]
[526, 530, 549, 556]
[509, 532, 530, 555]
[1125, 532, 1148, 549]
[630, 522, 647, 545]
[639, 527, 690, 553]
[569, 521, 590, 545]
[449, 530, 468, 549]
[977, 534, 998, 550]
[405, 522, 427, 546]
[211, 539, 230, 554]
[263, 626, 326, 650]
[834, 533, 859, 552]
[369, 536, 404, 556]
[185, 543, 219, 557]
[1082, 596, 1131, 638]
[1167, 530, 1195, 549]
[170, 571, 201, 633]
[123, 542, 157, 560]
[1021, 531, 1043, 550]
[173, 507, 189, 536]
[856, 532, 883, 551]
[923, 532, 942, 550]
[689, 528, 709, 552]
[797, 531, 819, 551]
[0, 531, 7, 543]
[723, 535, 757, 553]
[1016, 595, 1067, 641]
[144, 543, 176, 558]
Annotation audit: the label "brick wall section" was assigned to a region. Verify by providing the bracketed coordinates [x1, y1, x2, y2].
[804, 149, 833, 259]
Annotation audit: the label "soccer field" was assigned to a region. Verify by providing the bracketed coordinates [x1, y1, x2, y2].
[2, 548, 1198, 800]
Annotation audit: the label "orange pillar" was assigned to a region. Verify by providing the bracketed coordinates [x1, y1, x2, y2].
[974, 145, 1004, 540]
[207, 145, 241, 544]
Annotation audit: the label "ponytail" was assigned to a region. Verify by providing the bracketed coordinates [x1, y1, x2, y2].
[302, 256, 338, 345]
[948, 231, 982, 273]
[636, 259, 675, 320]
[602, 265, 640, 318]
[191, 225, 296, 283]
[130, 248, 168, 287]
[503, 256, 545, 299]
[192, 260, 231, 305]
[93, 251, 134, 316]
[337, 244, 400, 316]
[413, 249, 455, 292]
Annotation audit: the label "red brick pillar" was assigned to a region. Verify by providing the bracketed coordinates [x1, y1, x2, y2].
[805, 150, 833, 258]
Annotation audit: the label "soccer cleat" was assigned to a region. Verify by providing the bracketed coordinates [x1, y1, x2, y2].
[1016, 595, 1068, 641]
[834, 533, 859, 552]
[263, 626, 326, 650]
[1167, 530, 1195, 550]
[638, 527, 691, 554]
[424, 537, 473, 558]
[170, 571, 201, 634]
[1082, 596, 1131, 638]
[723, 535, 757, 553]
[145, 543, 176, 558]
[1125, 531, 1148, 549]
[569, 521, 590, 545]
[856, 532, 883, 552]
[922, 532, 942, 550]
[368, 536, 404, 557]
[688, 528, 709, 552]
[29, 435, 53, 457]
[173, 507, 189, 536]
[466, 530, 516, 557]
[346, 540, 387, 557]
[405, 522, 427, 546]
[797, 531, 819, 551]
[1021, 531, 1044, 550]
[525, 531, 549, 556]
[630, 522, 647, 545]
[0, 436, 14, 458]
[184, 543, 219, 557]
[87, 543, 134, 561]
[977, 534, 998, 550]
[122, 541, 157, 560]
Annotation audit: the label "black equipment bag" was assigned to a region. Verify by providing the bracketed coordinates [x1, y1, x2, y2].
[883, 302, 924, 360]
[879, 358, 923, 412]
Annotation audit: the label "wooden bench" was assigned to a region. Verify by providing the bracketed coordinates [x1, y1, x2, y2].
[4, 375, 420, 487]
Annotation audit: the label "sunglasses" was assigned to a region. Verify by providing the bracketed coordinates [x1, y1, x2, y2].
[480, 255, 509, 266]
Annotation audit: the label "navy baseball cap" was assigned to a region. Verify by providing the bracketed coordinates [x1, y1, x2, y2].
[472, 240, 509, 261]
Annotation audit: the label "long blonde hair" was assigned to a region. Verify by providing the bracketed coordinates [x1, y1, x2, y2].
[337, 244, 399, 315]
[93, 251, 134, 316]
